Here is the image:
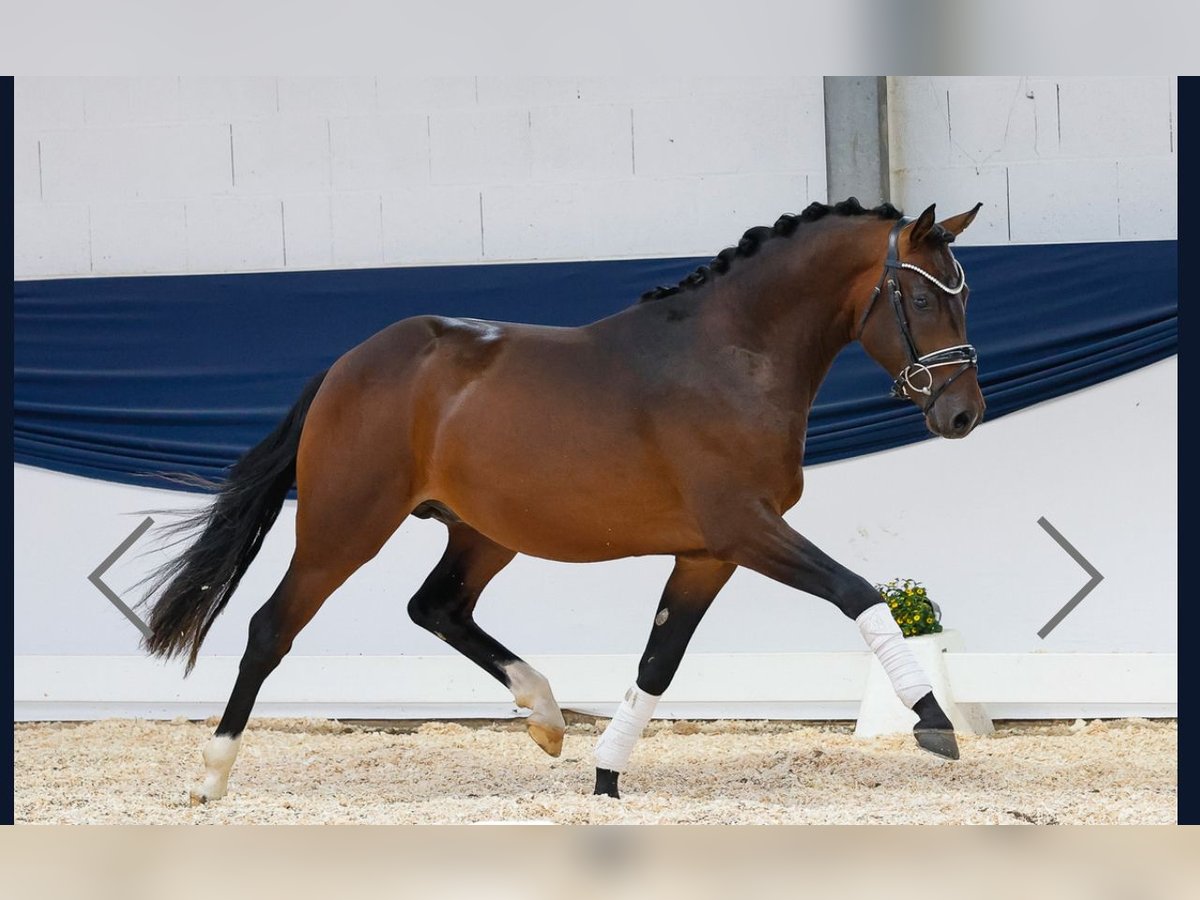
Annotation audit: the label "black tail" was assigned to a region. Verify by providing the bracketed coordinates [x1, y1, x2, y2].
[140, 371, 328, 672]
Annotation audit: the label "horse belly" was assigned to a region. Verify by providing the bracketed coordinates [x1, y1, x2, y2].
[427, 396, 702, 561]
[449, 488, 702, 562]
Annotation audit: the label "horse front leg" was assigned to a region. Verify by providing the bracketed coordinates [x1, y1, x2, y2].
[707, 504, 959, 760]
[593, 554, 735, 798]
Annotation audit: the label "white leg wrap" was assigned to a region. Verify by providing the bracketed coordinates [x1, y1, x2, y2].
[856, 602, 932, 708]
[594, 684, 660, 773]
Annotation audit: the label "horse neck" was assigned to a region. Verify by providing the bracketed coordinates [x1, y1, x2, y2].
[700, 222, 883, 406]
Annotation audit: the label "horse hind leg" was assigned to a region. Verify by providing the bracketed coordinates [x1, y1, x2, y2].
[191, 491, 411, 803]
[407, 522, 566, 757]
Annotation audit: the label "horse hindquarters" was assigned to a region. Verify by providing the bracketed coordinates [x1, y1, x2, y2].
[191, 350, 428, 802]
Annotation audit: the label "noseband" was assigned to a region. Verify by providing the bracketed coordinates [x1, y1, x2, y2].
[856, 217, 978, 414]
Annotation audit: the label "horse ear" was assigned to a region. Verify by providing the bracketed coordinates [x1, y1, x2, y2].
[938, 202, 984, 237]
[908, 204, 938, 245]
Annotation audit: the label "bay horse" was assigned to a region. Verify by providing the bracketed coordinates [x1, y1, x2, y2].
[142, 197, 985, 803]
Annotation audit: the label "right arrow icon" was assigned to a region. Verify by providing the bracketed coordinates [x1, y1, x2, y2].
[1036, 516, 1104, 639]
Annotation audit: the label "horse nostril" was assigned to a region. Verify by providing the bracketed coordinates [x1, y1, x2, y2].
[952, 410, 973, 433]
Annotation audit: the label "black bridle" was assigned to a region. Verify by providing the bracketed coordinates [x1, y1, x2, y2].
[856, 217, 978, 414]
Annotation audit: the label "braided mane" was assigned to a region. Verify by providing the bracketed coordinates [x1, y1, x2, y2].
[638, 197, 906, 303]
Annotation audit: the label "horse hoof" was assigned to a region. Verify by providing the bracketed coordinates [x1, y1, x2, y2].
[189, 786, 224, 805]
[914, 728, 960, 760]
[189, 776, 229, 805]
[526, 721, 565, 757]
[594, 768, 620, 798]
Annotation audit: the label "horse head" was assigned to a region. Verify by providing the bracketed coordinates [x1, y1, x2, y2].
[857, 202, 986, 439]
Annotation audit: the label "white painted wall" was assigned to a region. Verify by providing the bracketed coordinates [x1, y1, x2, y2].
[13, 76, 827, 277]
[888, 76, 1177, 245]
[14, 360, 1177, 717]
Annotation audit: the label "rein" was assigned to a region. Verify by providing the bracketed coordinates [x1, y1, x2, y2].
[855, 217, 978, 414]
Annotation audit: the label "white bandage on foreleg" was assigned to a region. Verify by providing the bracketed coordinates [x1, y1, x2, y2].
[594, 684, 661, 772]
[856, 602, 932, 708]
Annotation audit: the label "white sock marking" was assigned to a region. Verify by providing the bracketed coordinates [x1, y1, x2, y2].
[194, 733, 241, 802]
[503, 661, 564, 732]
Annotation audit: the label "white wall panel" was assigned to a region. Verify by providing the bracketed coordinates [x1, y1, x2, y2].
[576, 76, 821, 104]
[14, 203, 91, 277]
[1056, 77, 1172, 159]
[81, 77, 181, 126]
[375, 76, 477, 111]
[1007, 160, 1119, 244]
[887, 79, 951, 172]
[14, 653, 1176, 722]
[330, 114, 429, 191]
[633, 98, 823, 177]
[890, 166, 1009, 243]
[330, 192, 383, 267]
[480, 172, 814, 262]
[14, 76, 86, 129]
[381, 185, 482, 264]
[282, 194, 333, 270]
[276, 76, 377, 116]
[39, 123, 231, 203]
[232, 117, 329, 195]
[1117, 157, 1178, 240]
[943, 76, 1042, 167]
[13, 131, 41, 204]
[14, 76, 1172, 275]
[177, 77, 277, 121]
[90, 201, 187, 275]
[889, 76, 1176, 245]
[429, 107, 533, 184]
[15, 76, 826, 276]
[479, 181, 589, 260]
[530, 104, 632, 182]
[692, 171, 815, 234]
[184, 197, 283, 272]
[475, 76, 581, 107]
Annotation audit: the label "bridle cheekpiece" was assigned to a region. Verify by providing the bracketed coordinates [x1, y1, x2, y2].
[856, 217, 978, 414]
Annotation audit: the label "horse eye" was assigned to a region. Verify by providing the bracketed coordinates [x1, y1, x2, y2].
[912, 295, 929, 309]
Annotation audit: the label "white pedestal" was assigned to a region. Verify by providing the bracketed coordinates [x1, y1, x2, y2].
[853, 628, 994, 738]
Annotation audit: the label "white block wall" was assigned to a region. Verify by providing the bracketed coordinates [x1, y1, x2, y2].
[14, 76, 827, 278]
[888, 76, 1177, 245]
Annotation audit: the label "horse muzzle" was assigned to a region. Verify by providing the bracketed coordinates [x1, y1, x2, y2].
[925, 391, 985, 439]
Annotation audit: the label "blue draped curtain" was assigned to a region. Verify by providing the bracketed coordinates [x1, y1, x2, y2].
[13, 240, 1177, 490]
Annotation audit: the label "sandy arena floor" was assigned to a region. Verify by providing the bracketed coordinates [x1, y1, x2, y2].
[14, 716, 1175, 824]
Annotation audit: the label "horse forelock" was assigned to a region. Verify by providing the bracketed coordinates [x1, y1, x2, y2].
[638, 199, 907, 303]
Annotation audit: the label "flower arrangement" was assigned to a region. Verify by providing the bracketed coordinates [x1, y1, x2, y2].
[875, 577, 942, 637]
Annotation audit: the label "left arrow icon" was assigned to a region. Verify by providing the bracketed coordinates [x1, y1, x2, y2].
[88, 516, 155, 639]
